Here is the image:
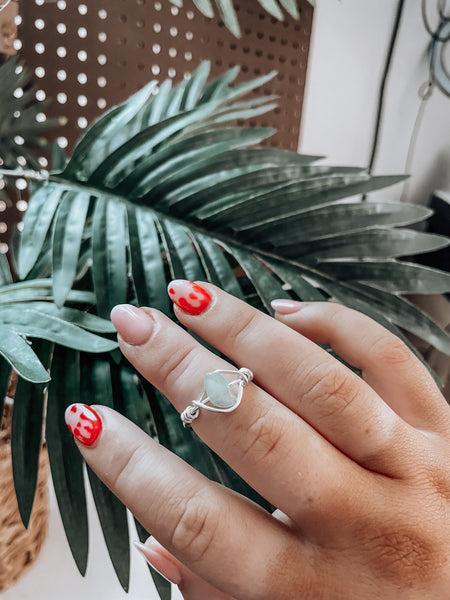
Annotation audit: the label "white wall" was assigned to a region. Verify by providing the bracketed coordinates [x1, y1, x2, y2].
[300, 0, 450, 206]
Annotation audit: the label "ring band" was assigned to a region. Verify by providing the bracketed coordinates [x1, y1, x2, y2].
[181, 367, 253, 428]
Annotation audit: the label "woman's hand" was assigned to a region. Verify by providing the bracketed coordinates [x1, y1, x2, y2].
[65, 280, 450, 599]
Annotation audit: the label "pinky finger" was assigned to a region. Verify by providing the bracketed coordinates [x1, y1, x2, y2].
[271, 300, 449, 431]
[135, 538, 236, 600]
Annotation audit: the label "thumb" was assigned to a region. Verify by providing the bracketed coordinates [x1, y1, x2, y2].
[135, 537, 236, 600]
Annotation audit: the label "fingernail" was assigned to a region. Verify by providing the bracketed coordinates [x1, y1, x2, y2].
[134, 540, 182, 585]
[110, 304, 155, 346]
[65, 404, 102, 446]
[167, 280, 212, 316]
[271, 299, 306, 315]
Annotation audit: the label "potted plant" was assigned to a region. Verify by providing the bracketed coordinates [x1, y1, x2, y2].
[1, 54, 450, 599]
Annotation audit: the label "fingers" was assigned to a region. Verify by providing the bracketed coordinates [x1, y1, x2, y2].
[110, 303, 361, 521]
[164, 280, 417, 475]
[272, 300, 449, 432]
[65, 405, 310, 600]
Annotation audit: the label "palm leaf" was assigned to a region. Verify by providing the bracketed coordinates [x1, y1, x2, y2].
[4, 65, 450, 596]
[0, 56, 61, 170]
[46, 346, 89, 576]
[172, 0, 314, 37]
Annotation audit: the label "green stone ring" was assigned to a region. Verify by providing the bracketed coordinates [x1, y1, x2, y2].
[180, 368, 253, 428]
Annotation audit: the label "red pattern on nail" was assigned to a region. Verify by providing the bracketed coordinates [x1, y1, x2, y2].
[65, 404, 102, 446]
[168, 281, 211, 315]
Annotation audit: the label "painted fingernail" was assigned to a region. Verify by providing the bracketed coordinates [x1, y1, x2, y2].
[110, 304, 154, 346]
[134, 540, 182, 585]
[65, 404, 102, 446]
[167, 280, 212, 316]
[271, 299, 306, 315]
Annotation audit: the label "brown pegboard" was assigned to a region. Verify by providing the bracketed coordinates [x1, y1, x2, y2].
[1, 0, 313, 252]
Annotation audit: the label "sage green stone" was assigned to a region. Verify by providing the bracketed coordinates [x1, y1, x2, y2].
[204, 372, 236, 408]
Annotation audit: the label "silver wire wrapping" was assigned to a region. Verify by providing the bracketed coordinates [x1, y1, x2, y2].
[181, 367, 253, 428]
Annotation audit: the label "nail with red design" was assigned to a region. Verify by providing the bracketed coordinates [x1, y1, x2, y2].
[167, 280, 212, 316]
[65, 403, 102, 447]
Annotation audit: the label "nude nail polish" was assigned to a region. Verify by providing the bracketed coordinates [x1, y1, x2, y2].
[65, 403, 102, 446]
[134, 541, 182, 585]
[271, 299, 306, 315]
[167, 280, 212, 316]
[110, 304, 155, 346]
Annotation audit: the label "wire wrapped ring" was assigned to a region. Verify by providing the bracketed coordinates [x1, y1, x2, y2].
[181, 368, 253, 428]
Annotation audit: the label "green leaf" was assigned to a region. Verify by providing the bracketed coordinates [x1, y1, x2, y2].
[217, 175, 407, 228]
[11, 340, 52, 527]
[17, 183, 65, 279]
[278, 0, 299, 18]
[4, 302, 117, 333]
[0, 279, 95, 305]
[181, 61, 211, 110]
[0, 253, 12, 285]
[262, 258, 327, 301]
[257, 0, 284, 20]
[81, 355, 130, 591]
[0, 57, 61, 170]
[1, 308, 118, 353]
[0, 324, 50, 383]
[227, 246, 290, 312]
[88, 104, 221, 189]
[92, 198, 128, 318]
[287, 227, 450, 262]
[65, 81, 157, 180]
[46, 347, 89, 575]
[191, 234, 244, 299]
[127, 206, 171, 315]
[159, 220, 204, 282]
[140, 79, 172, 127]
[201, 65, 240, 102]
[52, 190, 91, 307]
[192, 0, 215, 18]
[0, 358, 11, 428]
[318, 260, 450, 295]
[119, 127, 274, 197]
[214, 0, 241, 37]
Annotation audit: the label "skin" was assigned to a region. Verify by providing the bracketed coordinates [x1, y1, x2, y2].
[71, 282, 450, 599]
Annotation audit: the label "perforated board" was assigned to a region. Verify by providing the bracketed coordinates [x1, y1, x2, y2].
[1, 0, 313, 252]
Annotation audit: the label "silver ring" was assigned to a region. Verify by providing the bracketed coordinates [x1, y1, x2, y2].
[181, 368, 253, 428]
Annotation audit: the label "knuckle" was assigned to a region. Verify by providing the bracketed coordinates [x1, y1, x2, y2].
[299, 362, 359, 420]
[109, 439, 149, 490]
[157, 344, 197, 389]
[169, 492, 219, 562]
[222, 310, 261, 349]
[370, 334, 412, 366]
[239, 405, 287, 465]
[362, 522, 443, 585]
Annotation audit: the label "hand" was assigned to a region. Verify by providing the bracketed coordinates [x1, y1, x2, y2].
[65, 280, 450, 599]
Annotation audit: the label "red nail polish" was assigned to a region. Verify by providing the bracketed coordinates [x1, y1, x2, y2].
[167, 280, 212, 315]
[65, 404, 102, 446]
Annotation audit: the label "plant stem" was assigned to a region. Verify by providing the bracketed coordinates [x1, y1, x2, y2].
[0, 168, 48, 181]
